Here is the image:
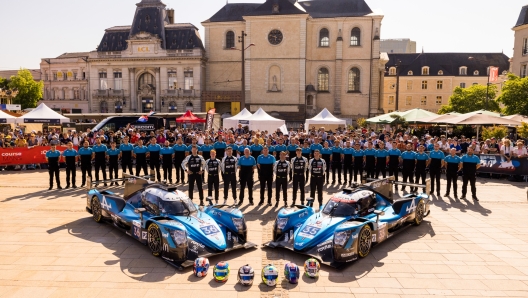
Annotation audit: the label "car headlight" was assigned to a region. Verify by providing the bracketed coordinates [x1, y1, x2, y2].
[170, 230, 187, 246]
[232, 218, 245, 231]
[334, 231, 350, 246]
[276, 218, 288, 230]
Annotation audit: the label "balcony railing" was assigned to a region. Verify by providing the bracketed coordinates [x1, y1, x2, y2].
[162, 89, 199, 97]
[92, 89, 128, 98]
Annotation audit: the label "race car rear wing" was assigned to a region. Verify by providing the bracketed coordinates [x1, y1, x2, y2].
[362, 176, 431, 202]
[85, 169, 155, 195]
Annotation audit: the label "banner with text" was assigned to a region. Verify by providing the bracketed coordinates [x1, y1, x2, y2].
[476, 154, 528, 176]
[0, 146, 76, 166]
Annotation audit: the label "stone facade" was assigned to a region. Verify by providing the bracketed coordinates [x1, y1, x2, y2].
[512, 5, 528, 78]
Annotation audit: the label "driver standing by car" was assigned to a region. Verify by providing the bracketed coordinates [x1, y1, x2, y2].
[205, 149, 221, 203]
[181, 145, 206, 205]
[46, 144, 62, 190]
[274, 151, 290, 207]
[221, 147, 238, 205]
[309, 149, 326, 207]
[291, 148, 308, 207]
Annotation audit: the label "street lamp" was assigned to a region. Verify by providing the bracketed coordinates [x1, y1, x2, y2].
[231, 31, 255, 110]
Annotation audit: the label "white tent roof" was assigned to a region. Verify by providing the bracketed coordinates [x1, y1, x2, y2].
[245, 108, 285, 132]
[17, 103, 70, 124]
[0, 110, 17, 124]
[305, 108, 347, 127]
[223, 108, 253, 129]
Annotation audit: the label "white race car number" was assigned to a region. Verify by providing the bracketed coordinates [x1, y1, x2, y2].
[298, 225, 321, 239]
[200, 225, 220, 235]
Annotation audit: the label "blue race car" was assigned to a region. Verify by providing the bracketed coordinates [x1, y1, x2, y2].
[264, 178, 431, 268]
[85, 175, 256, 269]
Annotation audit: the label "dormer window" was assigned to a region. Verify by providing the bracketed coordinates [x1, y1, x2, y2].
[438, 70, 444, 75]
[272, 4, 279, 14]
[408, 70, 413, 75]
[459, 66, 467, 76]
[473, 70, 479, 75]
[422, 67, 429, 75]
[389, 67, 396, 75]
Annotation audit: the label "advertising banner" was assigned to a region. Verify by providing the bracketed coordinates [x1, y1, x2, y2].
[206, 108, 216, 131]
[477, 154, 528, 175]
[0, 146, 75, 166]
[23, 119, 61, 124]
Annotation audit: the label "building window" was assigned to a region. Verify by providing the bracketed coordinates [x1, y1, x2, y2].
[44, 72, 49, 81]
[421, 96, 427, 106]
[473, 83, 478, 86]
[437, 80, 443, 90]
[168, 71, 178, 89]
[388, 67, 396, 75]
[99, 71, 108, 90]
[184, 69, 194, 90]
[100, 101, 108, 113]
[422, 67, 429, 75]
[73, 72, 78, 80]
[438, 70, 444, 75]
[408, 71, 413, 75]
[317, 68, 329, 91]
[406, 96, 412, 106]
[138, 72, 154, 89]
[387, 110, 394, 113]
[521, 64, 527, 78]
[348, 67, 360, 92]
[186, 102, 193, 111]
[73, 89, 80, 100]
[436, 96, 442, 105]
[524, 38, 528, 55]
[421, 80, 428, 90]
[459, 66, 467, 76]
[226, 31, 235, 49]
[460, 82, 466, 88]
[53, 72, 57, 81]
[319, 28, 329, 47]
[407, 81, 413, 90]
[169, 101, 177, 111]
[306, 95, 314, 109]
[350, 27, 361, 46]
[115, 101, 123, 113]
[388, 96, 394, 105]
[473, 70, 479, 76]
[114, 71, 122, 90]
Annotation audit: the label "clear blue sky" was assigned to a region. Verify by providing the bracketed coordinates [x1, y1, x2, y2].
[0, 0, 524, 70]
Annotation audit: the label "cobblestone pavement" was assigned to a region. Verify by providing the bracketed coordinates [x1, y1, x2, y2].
[0, 170, 527, 297]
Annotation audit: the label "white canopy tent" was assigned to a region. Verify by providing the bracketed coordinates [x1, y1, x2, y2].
[16, 103, 70, 124]
[222, 108, 253, 129]
[245, 108, 285, 133]
[0, 110, 17, 124]
[305, 108, 347, 130]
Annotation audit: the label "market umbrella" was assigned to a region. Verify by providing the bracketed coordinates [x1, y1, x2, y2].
[176, 110, 206, 123]
[400, 108, 438, 123]
[366, 111, 404, 123]
[461, 109, 501, 117]
[502, 114, 528, 123]
[418, 112, 461, 124]
[447, 113, 521, 141]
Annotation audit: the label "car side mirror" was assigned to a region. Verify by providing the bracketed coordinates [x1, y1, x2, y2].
[134, 208, 146, 214]
[306, 198, 315, 208]
[374, 210, 385, 222]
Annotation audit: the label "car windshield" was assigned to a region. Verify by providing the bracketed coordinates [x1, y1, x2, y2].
[322, 200, 358, 217]
[160, 198, 197, 216]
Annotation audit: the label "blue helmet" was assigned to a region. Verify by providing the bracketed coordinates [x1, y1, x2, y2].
[237, 264, 255, 286]
[193, 257, 210, 277]
[284, 262, 300, 284]
[261, 264, 279, 287]
[213, 261, 230, 283]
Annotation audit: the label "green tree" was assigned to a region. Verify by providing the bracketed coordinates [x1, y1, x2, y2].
[356, 118, 367, 128]
[497, 73, 528, 116]
[481, 126, 508, 140]
[0, 76, 9, 89]
[438, 84, 500, 114]
[8, 69, 43, 109]
[518, 122, 528, 139]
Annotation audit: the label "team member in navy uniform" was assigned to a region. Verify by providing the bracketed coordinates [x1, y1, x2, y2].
[400, 144, 416, 191]
[119, 136, 134, 184]
[93, 137, 108, 186]
[46, 144, 62, 190]
[62, 142, 78, 188]
[173, 138, 187, 183]
[274, 151, 290, 207]
[257, 147, 276, 206]
[444, 148, 461, 199]
[214, 135, 227, 159]
[221, 147, 238, 204]
[364, 141, 377, 179]
[342, 141, 353, 184]
[291, 148, 308, 206]
[274, 139, 287, 160]
[237, 148, 257, 205]
[352, 143, 365, 183]
[330, 141, 343, 184]
[428, 144, 445, 196]
[78, 141, 93, 187]
[181, 145, 206, 205]
[309, 150, 326, 207]
[106, 142, 120, 186]
[459, 147, 481, 201]
[133, 140, 149, 177]
[160, 141, 175, 183]
[287, 139, 298, 182]
[205, 149, 221, 203]
[250, 141, 263, 176]
[388, 141, 401, 183]
[375, 142, 389, 178]
[414, 145, 430, 192]
[147, 138, 162, 182]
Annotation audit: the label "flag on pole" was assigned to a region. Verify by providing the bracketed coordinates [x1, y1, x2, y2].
[206, 108, 216, 131]
[138, 110, 156, 123]
[489, 67, 499, 82]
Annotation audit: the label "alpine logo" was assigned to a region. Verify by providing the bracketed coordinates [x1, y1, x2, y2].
[100, 196, 112, 210]
[406, 199, 417, 214]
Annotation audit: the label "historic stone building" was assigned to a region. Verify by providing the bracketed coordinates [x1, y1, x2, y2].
[202, 0, 386, 121]
[39, 0, 205, 114]
[512, 5, 528, 78]
[382, 53, 510, 113]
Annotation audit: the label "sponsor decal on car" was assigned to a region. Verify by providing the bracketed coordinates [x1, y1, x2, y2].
[100, 196, 112, 210]
[163, 242, 169, 252]
[295, 242, 304, 247]
[132, 220, 141, 228]
[162, 256, 174, 262]
[162, 232, 169, 238]
[317, 244, 331, 252]
[406, 198, 417, 214]
[200, 225, 220, 235]
[298, 225, 321, 239]
[142, 231, 147, 240]
[341, 252, 355, 257]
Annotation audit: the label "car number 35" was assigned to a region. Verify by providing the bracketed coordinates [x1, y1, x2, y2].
[200, 225, 220, 235]
[301, 226, 321, 236]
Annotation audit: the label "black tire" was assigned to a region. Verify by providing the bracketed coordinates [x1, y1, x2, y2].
[147, 223, 163, 257]
[358, 225, 372, 258]
[91, 196, 103, 223]
[414, 200, 425, 226]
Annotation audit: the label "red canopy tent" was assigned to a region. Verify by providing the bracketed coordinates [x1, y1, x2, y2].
[176, 110, 206, 123]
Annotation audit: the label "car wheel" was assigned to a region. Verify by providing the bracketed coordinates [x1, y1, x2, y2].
[91, 196, 103, 223]
[147, 223, 163, 257]
[414, 200, 425, 226]
[358, 225, 372, 258]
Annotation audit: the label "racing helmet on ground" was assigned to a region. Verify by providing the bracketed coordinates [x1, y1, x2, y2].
[213, 261, 230, 283]
[284, 262, 300, 284]
[261, 264, 279, 287]
[193, 257, 210, 277]
[304, 258, 320, 278]
[237, 264, 255, 286]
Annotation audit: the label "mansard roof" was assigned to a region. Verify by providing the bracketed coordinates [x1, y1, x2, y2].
[515, 5, 528, 28]
[298, 0, 373, 18]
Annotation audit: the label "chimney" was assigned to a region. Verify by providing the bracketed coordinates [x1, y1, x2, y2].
[167, 9, 174, 24]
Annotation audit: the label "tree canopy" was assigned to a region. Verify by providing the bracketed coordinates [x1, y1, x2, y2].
[438, 84, 500, 114]
[8, 69, 43, 109]
[497, 73, 528, 116]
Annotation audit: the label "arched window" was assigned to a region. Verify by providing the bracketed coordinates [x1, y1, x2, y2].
[348, 67, 360, 92]
[473, 70, 479, 75]
[306, 95, 314, 109]
[317, 68, 329, 91]
[389, 67, 396, 76]
[100, 101, 108, 113]
[138, 73, 155, 89]
[169, 101, 177, 111]
[225, 31, 235, 49]
[186, 102, 193, 111]
[408, 70, 413, 75]
[319, 28, 329, 47]
[115, 101, 123, 113]
[422, 67, 429, 75]
[350, 27, 361, 46]
[438, 70, 444, 75]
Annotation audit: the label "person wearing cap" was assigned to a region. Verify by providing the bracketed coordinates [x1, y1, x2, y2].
[257, 146, 276, 206]
[119, 136, 134, 183]
[147, 138, 162, 182]
[62, 142, 78, 188]
[443, 148, 461, 199]
[237, 148, 257, 205]
[364, 141, 377, 179]
[274, 151, 290, 207]
[106, 141, 121, 185]
[428, 143, 445, 196]
[93, 137, 108, 186]
[221, 147, 238, 204]
[45, 144, 62, 190]
[375, 141, 389, 178]
[290, 147, 308, 206]
[182, 145, 206, 205]
[459, 147, 481, 201]
[205, 149, 221, 203]
[173, 137, 187, 184]
[309, 149, 326, 207]
[133, 140, 149, 176]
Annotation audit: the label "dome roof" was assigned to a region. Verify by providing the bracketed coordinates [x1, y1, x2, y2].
[305, 84, 316, 92]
